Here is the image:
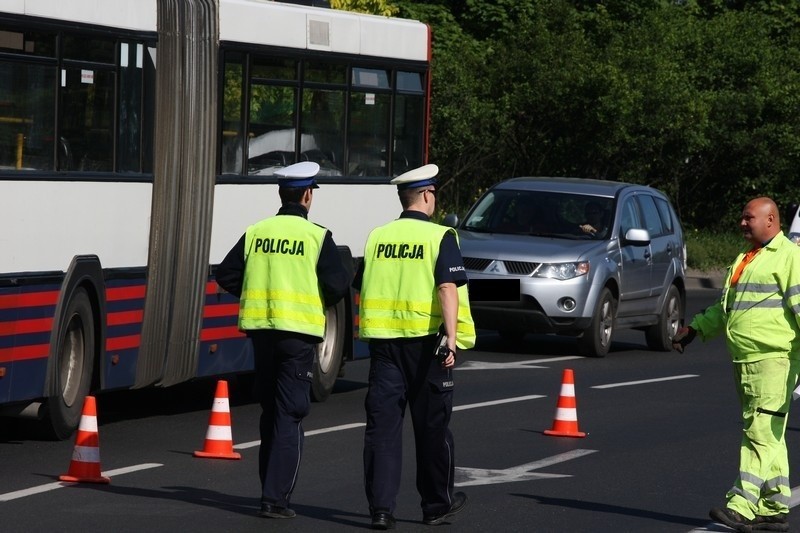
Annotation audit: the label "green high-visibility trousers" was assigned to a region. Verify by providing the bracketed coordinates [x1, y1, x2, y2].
[726, 357, 800, 519]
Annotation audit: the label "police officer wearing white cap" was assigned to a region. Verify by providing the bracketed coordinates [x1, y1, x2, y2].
[353, 164, 476, 529]
[216, 162, 350, 519]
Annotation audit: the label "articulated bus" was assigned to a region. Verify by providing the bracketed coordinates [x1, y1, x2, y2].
[0, 0, 431, 438]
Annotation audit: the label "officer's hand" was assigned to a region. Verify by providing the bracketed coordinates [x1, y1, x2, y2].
[672, 326, 696, 353]
[441, 347, 456, 369]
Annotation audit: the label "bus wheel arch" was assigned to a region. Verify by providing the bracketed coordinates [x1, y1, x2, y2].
[42, 256, 105, 440]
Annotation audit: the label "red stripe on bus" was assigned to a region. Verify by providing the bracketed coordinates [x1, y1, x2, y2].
[200, 326, 245, 342]
[0, 317, 54, 336]
[203, 304, 240, 318]
[0, 344, 50, 363]
[206, 281, 219, 295]
[106, 285, 146, 301]
[106, 334, 141, 351]
[107, 310, 144, 326]
[0, 290, 60, 310]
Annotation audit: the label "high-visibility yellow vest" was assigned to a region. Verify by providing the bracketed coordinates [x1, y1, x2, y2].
[239, 215, 327, 337]
[359, 218, 476, 349]
[691, 231, 800, 362]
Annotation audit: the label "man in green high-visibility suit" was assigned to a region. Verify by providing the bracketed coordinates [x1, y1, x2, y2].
[674, 197, 800, 532]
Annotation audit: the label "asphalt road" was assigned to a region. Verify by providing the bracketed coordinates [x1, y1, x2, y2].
[2, 287, 799, 532]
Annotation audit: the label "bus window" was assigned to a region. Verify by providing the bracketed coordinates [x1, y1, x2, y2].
[349, 67, 391, 176]
[348, 91, 390, 177]
[301, 88, 344, 176]
[0, 61, 57, 171]
[59, 67, 115, 172]
[0, 29, 57, 171]
[117, 42, 145, 173]
[62, 34, 115, 64]
[221, 52, 245, 175]
[247, 56, 299, 176]
[394, 71, 425, 175]
[247, 84, 298, 176]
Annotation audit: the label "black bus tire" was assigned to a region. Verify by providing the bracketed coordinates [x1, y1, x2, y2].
[312, 298, 346, 402]
[42, 287, 95, 440]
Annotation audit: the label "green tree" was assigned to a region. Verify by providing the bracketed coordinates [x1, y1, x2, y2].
[330, 0, 398, 16]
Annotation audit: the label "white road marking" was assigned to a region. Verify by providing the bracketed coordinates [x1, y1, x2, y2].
[456, 449, 598, 487]
[0, 463, 163, 502]
[592, 374, 699, 389]
[454, 395, 545, 411]
[236, 396, 547, 450]
[457, 356, 583, 370]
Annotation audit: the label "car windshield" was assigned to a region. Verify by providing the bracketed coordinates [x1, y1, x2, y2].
[462, 189, 614, 240]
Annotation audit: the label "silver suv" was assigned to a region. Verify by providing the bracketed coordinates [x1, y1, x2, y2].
[448, 177, 687, 357]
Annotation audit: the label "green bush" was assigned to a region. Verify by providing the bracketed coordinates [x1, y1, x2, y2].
[685, 230, 743, 271]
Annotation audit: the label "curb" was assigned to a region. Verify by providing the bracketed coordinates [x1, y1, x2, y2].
[685, 269, 725, 290]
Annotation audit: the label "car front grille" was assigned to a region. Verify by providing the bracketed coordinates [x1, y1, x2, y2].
[463, 257, 539, 276]
[504, 261, 539, 275]
[463, 257, 492, 271]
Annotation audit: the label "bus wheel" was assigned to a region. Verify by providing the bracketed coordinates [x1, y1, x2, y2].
[43, 287, 95, 440]
[312, 298, 345, 402]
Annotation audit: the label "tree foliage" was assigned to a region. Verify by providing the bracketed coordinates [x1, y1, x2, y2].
[385, 0, 800, 230]
[330, 0, 398, 16]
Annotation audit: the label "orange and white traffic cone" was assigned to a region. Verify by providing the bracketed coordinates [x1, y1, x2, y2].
[59, 396, 111, 483]
[194, 380, 241, 460]
[544, 369, 586, 438]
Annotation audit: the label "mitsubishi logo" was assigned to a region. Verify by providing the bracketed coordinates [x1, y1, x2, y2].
[486, 261, 507, 274]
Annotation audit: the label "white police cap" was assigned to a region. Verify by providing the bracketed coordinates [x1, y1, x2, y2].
[390, 163, 439, 190]
[275, 161, 320, 188]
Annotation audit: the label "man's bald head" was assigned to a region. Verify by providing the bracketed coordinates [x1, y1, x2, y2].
[741, 197, 780, 245]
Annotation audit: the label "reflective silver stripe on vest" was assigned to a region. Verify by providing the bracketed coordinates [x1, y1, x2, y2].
[728, 298, 784, 311]
[786, 284, 800, 298]
[737, 282, 780, 294]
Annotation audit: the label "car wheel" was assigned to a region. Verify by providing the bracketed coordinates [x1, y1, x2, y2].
[578, 287, 616, 357]
[645, 285, 682, 351]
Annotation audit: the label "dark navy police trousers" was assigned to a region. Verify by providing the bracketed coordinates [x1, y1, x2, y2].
[250, 330, 316, 508]
[363, 335, 456, 517]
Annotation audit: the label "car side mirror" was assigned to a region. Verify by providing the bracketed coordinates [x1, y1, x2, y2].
[624, 228, 651, 246]
[443, 213, 459, 228]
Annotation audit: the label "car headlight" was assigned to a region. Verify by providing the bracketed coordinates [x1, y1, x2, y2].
[790, 233, 800, 245]
[533, 262, 590, 280]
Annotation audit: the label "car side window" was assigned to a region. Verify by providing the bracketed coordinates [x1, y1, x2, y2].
[653, 197, 675, 234]
[638, 195, 665, 237]
[620, 198, 641, 236]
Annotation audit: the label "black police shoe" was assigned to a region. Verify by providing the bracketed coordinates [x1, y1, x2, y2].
[423, 492, 468, 525]
[371, 511, 396, 530]
[752, 512, 789, 532]
[709, 507, 754, 531]
[258, 502, 296, 519]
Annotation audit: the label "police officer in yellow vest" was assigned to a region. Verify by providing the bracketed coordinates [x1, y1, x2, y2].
[673, 197, 800, 532]
[354, 164, 476, 530]
[215, 161, 350, 520]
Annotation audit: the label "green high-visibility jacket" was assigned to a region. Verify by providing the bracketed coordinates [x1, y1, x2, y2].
[690, 231, 800, 362]
[239, 215, 326, 337]
[359, 218, 476, 349]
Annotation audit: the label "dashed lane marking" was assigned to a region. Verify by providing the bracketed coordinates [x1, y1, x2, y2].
[0, 463, 163, 502]
[592, 374, 699, 389]
[234, 395, 547, 450]
[454, 395, 545, 411]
